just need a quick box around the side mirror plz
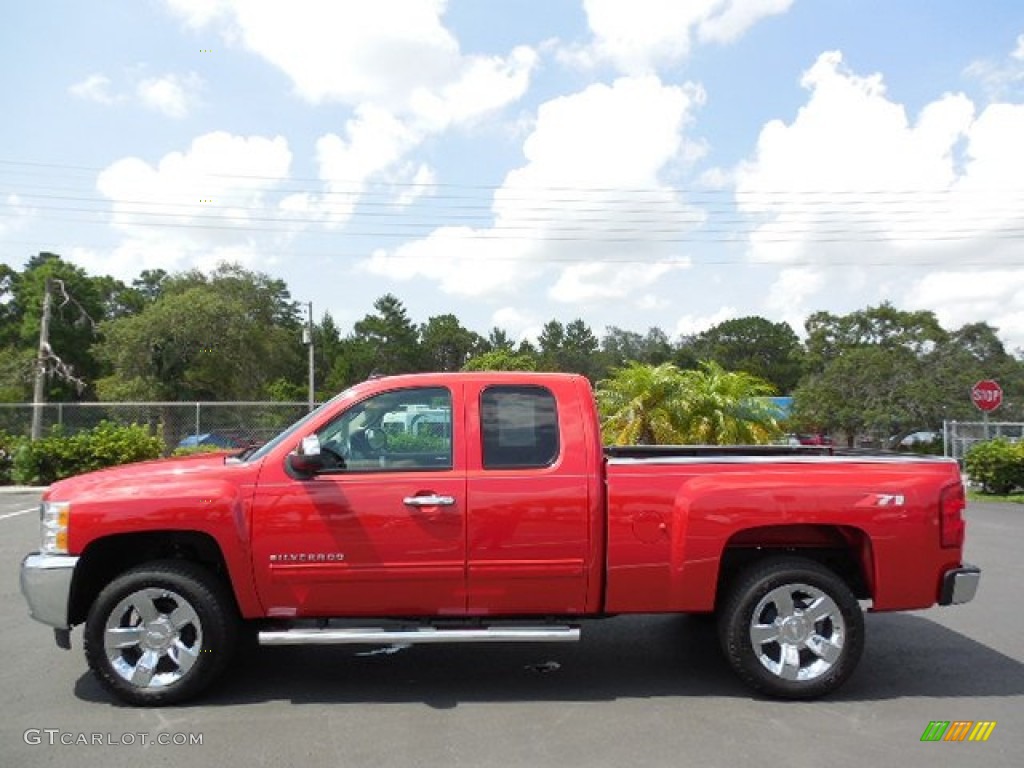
[287,435,326,476]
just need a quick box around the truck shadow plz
[73,613,1024,708]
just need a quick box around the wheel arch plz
[715,524,875,610]
[69,531,237,626]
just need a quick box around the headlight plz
[40,501,71,554]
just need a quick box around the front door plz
[251,385,466,617]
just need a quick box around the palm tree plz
[595,362,689,444]
[676,361,782,444]
[595,361,782,445]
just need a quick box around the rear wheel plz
[83,560,237,706]
[718,557,864,699]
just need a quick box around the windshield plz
[242,389,353,463]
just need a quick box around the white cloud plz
[136,72,203,118]
[69,74,120,105]
[363,226,539,297]
[906,270,1024,350]
[573,0,793,73]
[966,33,1024,100]
[737,51,1024,260]
[675,305,738,337]
[93,131,294,278]
[410,46,538,132]
[163,1,537,224]
[732,50,1024,341]
[393,164,437,208]
[363,75,703,301]
[764,267,824,332]
[69,70,203,117]
[166,0,458,108]
[0,194,36,240]
[491,306,539,341]
[548,261,684,303]
[312,106,421,227]
[164,0,535,122]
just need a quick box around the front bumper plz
[20,553,79,629]
[939,563,981,606]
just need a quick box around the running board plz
[258,625,581,646]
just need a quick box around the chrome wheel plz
[748,582,845,682]
[104,587,203,689]
[85,561,236,705]
[719,557,864,699]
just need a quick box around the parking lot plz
[1,488,1020,767]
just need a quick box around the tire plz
[83,560,237,706]
[717,557,864,699]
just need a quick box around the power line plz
[2,235,1022,268]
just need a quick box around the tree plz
[94,265,303,401]
[420,314,482,371]
[463,349,538,372]
[537,318,603,379]
[351,294,423,375]
[596,361,781,446]
[595,362,689,445]
[485,327,515,352]
[690,316,805,393]
[313,312,345,398]
[804,303,947,371]
[7,253,110,400]
[537,320,565,370]
[794,346,915,446]
[602,326,675,367]
[791,305,1024,445]
[131,269,169,304]
[674,361,781,444]
[561,319,602,379]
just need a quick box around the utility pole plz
[304,301,315,412]
[31,278,53,440]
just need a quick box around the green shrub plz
[0,430,22,485]
[964,438,1024,495]
[12,422,163,486]
[172,444,229,457]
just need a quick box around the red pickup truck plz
[20,372,980,705]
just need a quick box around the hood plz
[45,451,257,501]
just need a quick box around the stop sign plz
[971,380,1003,412]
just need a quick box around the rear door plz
[465,382,595,614]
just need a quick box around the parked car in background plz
[175,432,239,450]
[784,433,834,446]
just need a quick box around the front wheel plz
[83,560,237,706]
[718,557,864,699]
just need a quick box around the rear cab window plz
[480,385,559,469]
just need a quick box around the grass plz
[968,489,1024,504]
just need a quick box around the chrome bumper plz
[939,563,981,606]
[20,553,79,629]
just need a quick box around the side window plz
[481,386,559,470]
[317,387,452,472]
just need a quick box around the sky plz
[3,0,1024,350]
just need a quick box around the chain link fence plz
[0,402,316,453]
[944,420,1024,461]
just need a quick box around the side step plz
[258,625,581,647]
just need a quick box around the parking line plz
[0,508,36,521]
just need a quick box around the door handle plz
[403,494,456,507]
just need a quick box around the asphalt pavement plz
[0,489,1021,768]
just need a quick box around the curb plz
[0,486,48,494]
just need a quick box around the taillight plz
[940,482,966,549]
